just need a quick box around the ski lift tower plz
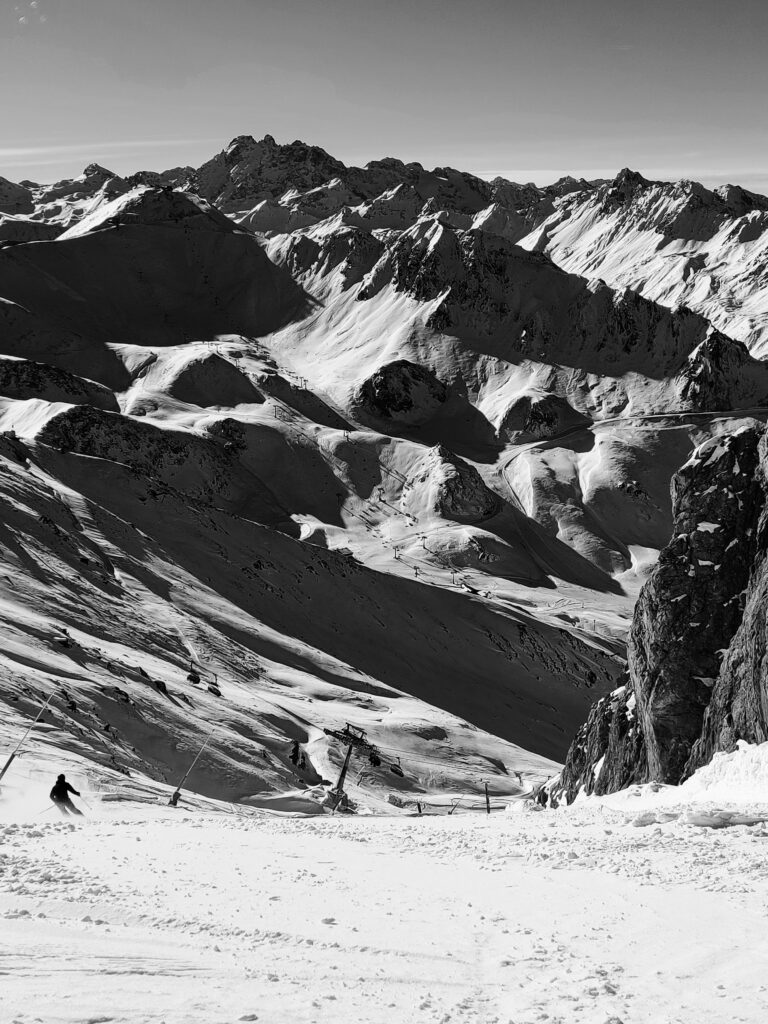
[323,723,381,810]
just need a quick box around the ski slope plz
[2,743,768,1024]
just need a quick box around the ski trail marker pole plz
[0,691,55,785]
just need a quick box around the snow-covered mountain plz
[519,169,768,357]
[1,135,767,811]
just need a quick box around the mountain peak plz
[82,163,116,180]
[225,135,259,162]
[612,167,649,189]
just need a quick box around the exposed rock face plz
[404,444,501,523]
[355,360,447,426]
[0,357,118,410]
[191,135,497,215]
[554,679,647,799]
[357,220,725,380]
[521,168,768,357]
[554,424,768,801]
[676,332,768,410]
[497,392,591,443]
[192,135,348,210]
[687,430,768,771]
[35,405,283,520]
[630,426,763,782]
[595,168,768,241]
[315,227,384,287]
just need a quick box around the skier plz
[299,753,307,771]
[50,774,83,816]
[289,740,300,766]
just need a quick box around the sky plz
[1,0,767,193]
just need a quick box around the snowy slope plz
[2,741,768,1023]
[1,136,767,810]
[519,169,768,357]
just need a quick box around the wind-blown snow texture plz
[2,742,768,1023]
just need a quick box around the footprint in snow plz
[321,917,337,925]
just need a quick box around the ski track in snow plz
[2,807,768,1024]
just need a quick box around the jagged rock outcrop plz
[553,678,647,799]
[403,444,500,523]
[520,168,768,357]
[686,430,768,771]
[34,405,283,520]
[314,227,384,287]
[496,392,591,443]
[594,168,768,240]
[676,332,768,410]
[358,219,727,379]
[0,356,118,410]
[189,135,497,216]
[12,136,768,355]
[191,135,349,211]
[630,425,763,781]
[554,423,768,801]
[354,360,447,426]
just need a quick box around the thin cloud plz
[0,139,221,160]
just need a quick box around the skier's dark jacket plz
[50,778,80,802]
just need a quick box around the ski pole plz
[0,691,55,784]
[35,804,57,817]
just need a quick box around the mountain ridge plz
[1,134,767,809]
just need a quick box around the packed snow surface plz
[2,747,768,1024]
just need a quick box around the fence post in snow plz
[484,781,491,815]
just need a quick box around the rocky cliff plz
[554,423,768,801]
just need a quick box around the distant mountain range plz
[0,135,766,807]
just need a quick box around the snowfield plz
[3,745,768,1024]
[3,138,768,1024]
